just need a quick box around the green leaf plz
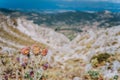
[114,75,118,80]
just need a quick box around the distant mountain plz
[0,8,120,28]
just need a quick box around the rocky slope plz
[0,13,120,80]
[16,18,70,49]
[0,14,43,53]
[0,13,69,52]
[50,25,120,80]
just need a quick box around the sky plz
[0,0,120,12]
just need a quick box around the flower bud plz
[31,44,41,55]
[20,47,30,55]
[41,48,48,56]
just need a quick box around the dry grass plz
[7,24,35,42]
[0,40,18,49]
[0,27,45,49]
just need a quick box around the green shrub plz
[88,70,99,80]
[91,53,111,67]
[113,75,119,80]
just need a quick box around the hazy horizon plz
[0,0,120,12]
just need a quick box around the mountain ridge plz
[0,8,120,28]
[1,8,120,41]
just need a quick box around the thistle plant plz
[19,44,48,80]
[1,44,49,80]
